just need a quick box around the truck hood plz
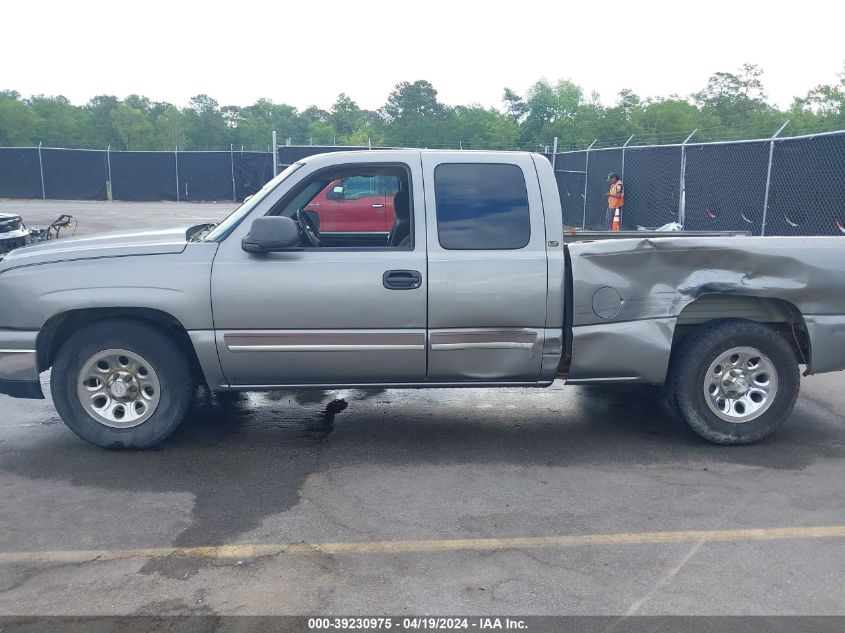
[0,224,205,269]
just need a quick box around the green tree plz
[110,103,150,150]
[502,88,527,124]
[236,99,306,149]
[184,94,228,149]
[0,91,40,146]
[28,95,86,147]
[83,95,120,147]
[789,62,845,134]
[154,106,187,150]
[330,93,362,139]
[450,105,518,149]
[693,64,777,132]
[382,80,448,146]
[520,79,587,148]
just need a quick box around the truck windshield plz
[203,163,303,242]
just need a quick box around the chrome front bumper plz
[0,329,43,399]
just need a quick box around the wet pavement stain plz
[299,399,348,439]
[0,387,354,579]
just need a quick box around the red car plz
[304,175,399,234]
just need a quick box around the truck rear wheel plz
[50,319,194,449]
[666,319,800,445]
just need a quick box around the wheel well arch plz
[37,308,206,386]
[672,294,810,364]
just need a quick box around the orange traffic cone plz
[611,208,621,232]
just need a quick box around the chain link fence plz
[2,130,844,237]
[0,146,273,202]
[553,128,845,236]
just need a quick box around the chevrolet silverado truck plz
[0,150,843,448]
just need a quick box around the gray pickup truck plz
[1,150,843,448]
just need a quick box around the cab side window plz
[434,163,530,250]
[277,166,412,249]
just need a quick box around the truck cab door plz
[210,156,427,387]
[421,153,549,383]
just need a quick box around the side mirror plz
[326,185,345,200]
[241,216,301,253]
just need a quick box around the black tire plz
[51,319,194,449]
[666,319,800,445]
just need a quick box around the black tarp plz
[0,148,43,199]
[765,135,845,236]
[683,142,768,233]
[555,171,586,227]
[623,145,682,229]
[555,150,587,173]
[109,151,177,202]
[584,149,623,229]
[42,149,108,200]
[178,152,233,201]
[276,145,372,166]
[233,152,274,200]
[553,151,588,227]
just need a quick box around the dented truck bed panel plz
[566,236,845,383]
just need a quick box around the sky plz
[3,0,843,111]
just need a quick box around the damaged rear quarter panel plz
[565,236,845,383]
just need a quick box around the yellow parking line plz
[2,525,845,565]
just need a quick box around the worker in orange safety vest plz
[605,172,624,230]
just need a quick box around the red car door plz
[380,175,398,232]
[307,177,386,233]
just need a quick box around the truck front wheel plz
[50,319,195,449]
[666,319,800,445]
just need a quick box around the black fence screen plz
[0,148,278,203]
[555,171,585,227]
[42,148,108,200]
[277,145,371,167]
[0,148,43,199]
[765,134,845,237]
[552,130,845,236]
[110,151,177,202]
[234,152,274,200]
[556,150,587,173]
[178,152,232,202]
[683,141,769,233]
[1,135,844,238]
[623,145,682,229]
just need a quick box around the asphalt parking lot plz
[1,199,844,616]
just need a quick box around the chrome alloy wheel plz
[76,349,161,428]
[704,346,778,423]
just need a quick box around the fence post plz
[271,131,278,177]
[106,143,114,202]
[230,144,237,201]
[582,139,597,229]
[621,135,634,180]
[37,142,46,200]
[678,129,697,227]
[760,121,790,237]
[551,137,558,169]
[174,147,180,201]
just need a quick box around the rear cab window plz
[434,163,531,250]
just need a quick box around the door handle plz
[372,203,384,209]
[383,270,422,290]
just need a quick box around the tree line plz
[1,63,843,152]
